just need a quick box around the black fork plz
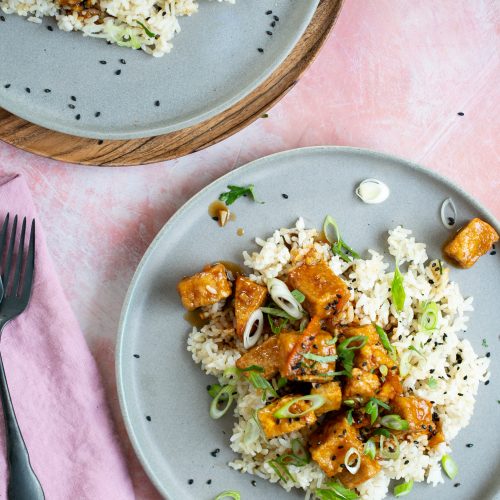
[0,214,44,500]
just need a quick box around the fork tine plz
[2,215,17,287]
[20,219,35,302]
[0,213,9,269]
[12,217,26,297]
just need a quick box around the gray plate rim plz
[116,145,499,498]
[0,4,318,140]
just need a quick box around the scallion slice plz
[273,394,325,419]
[242,417,260,445]
[291,289,305,303]
[266,278,304,320]
[210,385,236,419]
[363,439,376,460]
[302,352,338,363]
[338,336,368,351]
[441,454,458,479]
[419,301,439,332]
[391,261,406,312]
[323,215,360,263]
[214,490,241,500]
[290,438,311,465]
[375,324,397,360]
[315,480,359,500]
[379,434,400,459]
[344,447,361,474]
[242,308,264,349]
[394,480,413,497]
[380,414,409,431]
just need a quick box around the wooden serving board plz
[0,0,343,166]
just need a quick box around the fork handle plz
[0,353,45,500]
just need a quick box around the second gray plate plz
[117,147,499,500]
[0,1,317,139]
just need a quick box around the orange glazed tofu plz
[258,395,317,439]
[236,336,279,379]
[391,396,436,435]
[279,327,337,383]
[177,263,232,310]
[341,324,397,372]
[309,415,362,477]
[336,456,381,488]
[287,261,348,318]
[343,368,381,403]
[234,276,268,338]
[311,381,342,415]
[444,218,499,268]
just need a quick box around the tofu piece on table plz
[287,261,349,318]
[444,218,499,268]
[258,394,317,439]
[236,336,279,379]
[177,263,232,310]
[234,276,268,338]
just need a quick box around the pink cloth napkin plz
[0,174,134,499]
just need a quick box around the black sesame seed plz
[206,479,212,485]
[0,15,5,21]
[404,460,409,465]
[463,375,468,380]
[97,139,104,145]
[146,415,151,421]
[257,48,264,53]
[486,352,491,358]
[115,70,121,75]
[120,58,126,64]
[94,111,101,118]
[251,480,257,487]
[271,21,276,27]
[210,448,220,457]
[448,217,455,225]
[454,483,461,487]
[458,393,463,396]
[273,15,279,21]
[75,114,81,120]
[154,100,160,107]
[71,95,76,101]
[44,88,51,93]
[133,354,140,358]
[265,10,272,15]
[430,369,435,373]
[4,84,10,89]
[266,30,272,36]
[281,193,289,199]
[466,443,473,448]
[428,279,434,284]
[457,112,464,116]
[25,88,31,93]
[188,479,194,485]
[68,104,75,109]
[491,251,497,255]
[100,60,107,65]
[211,216,218,221]
[47,25,53,31]
[485,380,490,385]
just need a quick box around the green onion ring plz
[210,384,236,419]
[338,335,368,352]
[394,480,413,497]
[380,414,409,431]
[419,301,439,332]
[214,490,241,500]
[441,454,458,479]
[379,434,400,459]
[273,394,325,419]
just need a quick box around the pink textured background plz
[0,0,498,497]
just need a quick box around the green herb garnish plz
[315,479,359,500]
[441,454,458,479]
[268,458,295,482]
[291,289,305,303]
[207,383,222,399]
[214,490,241,500]
[247,370,277,401]
[427,377,438,389]
[363,439,376,460]
[391,261,406,312]
[482,338,489,348]
[337,336,367,377]
[136,21,156,38]
[364,397,391,424]
[375,324,397,360]
[323,215,360,263]
[408,345,425,357]
[394,480,413,497]
[346,408,354,425]
[302,352,338,363]
[218,184,262,206]
[380,414,409,431]
[419,301,439,332]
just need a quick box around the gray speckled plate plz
[117,147,499,500]
[0,1,317,140]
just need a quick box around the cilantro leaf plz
[218,184,262,206]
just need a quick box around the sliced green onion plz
[365,397,391,425]
[207,383,222,398]
[325,336,338,346]
[441,454,458,479]
[268,458,294,482]
[346,408,354,425]
[291,439,311,465]
[427,377,438,389]
[379,364,388,377]
[379,434,400,459]
[237,365,264,373]
[248,371,277,401]
[338,336,368,352]
[380,414,409,431]
[394,480,413,497]
[315,480,359,500]
[291,289,305,303]
[408,345,425,358]
[223,366,241,380]
[243,417,260,445]
[267,314,288,334]
[372,428,391,438]
[302,352,338,363]
[344,447,361,474]
[260,306,294,320]
[399,352,411,377]
[419,301,439,332]
[242,308,264,349]
[277,376,288,389]
[323,215,360,263]
[364,439,376,460]
[266,278,304,320]
[274,394,325,419]
[316,370,348,378]
[375,324,397,360]
[210,384,236,419]
[343,399,355,407]
[391,261,406,312]
[136,20,156,38]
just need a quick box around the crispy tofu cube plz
[343,368,381,403]
[236,336,279,379]
[258,395,317,439]
[279,318,337,383]
[311,381,342,416]
[376,372,403,402]
[309,415,362,477]
[287,261,348,318]
[177,263,232,310]
[234,276,268,338]
[336,455,381,488]
[391,396,436,436]
[341,324,397,372]
[444,218,499,268]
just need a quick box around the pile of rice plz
[0,0,233,56]
[187,218,490,499]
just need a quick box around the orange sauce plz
[219,260,245,277]
[183,310,209,329]
[237,228,245,237]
